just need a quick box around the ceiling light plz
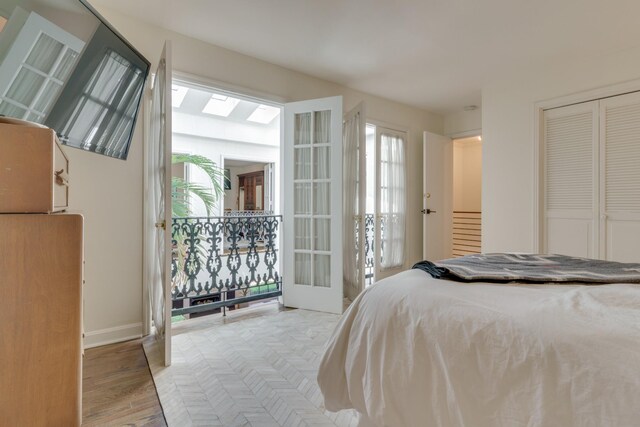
[202,94,240,117]
[172,85,188,108]
[247,104,280,124]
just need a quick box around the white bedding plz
[318,269,640,427]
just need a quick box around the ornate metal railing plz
[363,213,385,286]
[171,214,282,316]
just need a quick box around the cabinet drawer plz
[0,122,69,213]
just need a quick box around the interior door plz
[343,102,366,301]
[423,131,453,261]
[283,96,343,314]
[145,41,172,366]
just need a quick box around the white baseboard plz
[83,322,143,349]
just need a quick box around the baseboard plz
[83,322,143,349]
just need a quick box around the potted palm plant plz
[171,153,224,291]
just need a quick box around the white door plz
[599,92,640,262]
[144,41,172,366]
[423,131,453,261]
[542,101,598,258]
[343,102,366,301]
[283,96,343,314]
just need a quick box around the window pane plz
[53,49,79,81]
[314,110,331,144]
[295,218,311,250]
[295,253,312,286]
[313,146,330,179]
[313,255,331,287]
[294,147,311,179]
[294,112,311,145]
[314,219,330,251]
[294,183,312,214]
[33,80,62,115]
[26,33,63,74]
[313,182,330,215]
[6,68,45,107]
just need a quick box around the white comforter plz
[318,269,640,427]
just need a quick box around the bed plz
[317,254,640,427]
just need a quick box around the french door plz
[373,126,408,280]
[283,96,343,314]
[144,41,172,366]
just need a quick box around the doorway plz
[452,136,482,257]
[169,79,283,321]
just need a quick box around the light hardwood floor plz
[83,339,167,426]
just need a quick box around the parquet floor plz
[83,339,167,426]
[144,301,358,427]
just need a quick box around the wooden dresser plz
[0,122,83,426]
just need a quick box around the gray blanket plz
[413,253,640,283]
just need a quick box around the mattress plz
[317,269,640,427]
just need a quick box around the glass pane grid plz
[293,109,333,288]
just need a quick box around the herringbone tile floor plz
[144,302,358,427]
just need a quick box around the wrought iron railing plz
[363,213,385,286]
[364,214,375,286]
[171,214,282,316]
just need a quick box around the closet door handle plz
[421,209,436,215]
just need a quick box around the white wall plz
[482,45,640,253]
[78,5,442,346]
[444,108,482,137]
[453,138,482,212]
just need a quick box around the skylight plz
[202,94,240,117]
[172,85,188,108]
[247,104,280,124]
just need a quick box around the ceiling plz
[173,83,280,126]
[94,0,640,114]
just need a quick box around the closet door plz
[600,92,640,262]
[543,101,598,257]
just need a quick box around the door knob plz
[421,209,436,215]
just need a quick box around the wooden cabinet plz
[0,214,83,426]
[238,171,264,211]
[0,122,69,213]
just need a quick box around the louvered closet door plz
[600,92,640,262]
[543,101,598,257]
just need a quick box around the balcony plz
[171,212,281,318]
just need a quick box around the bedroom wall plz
[80,5,443,346]
[482,45,640,253]
[444,108,482,137]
